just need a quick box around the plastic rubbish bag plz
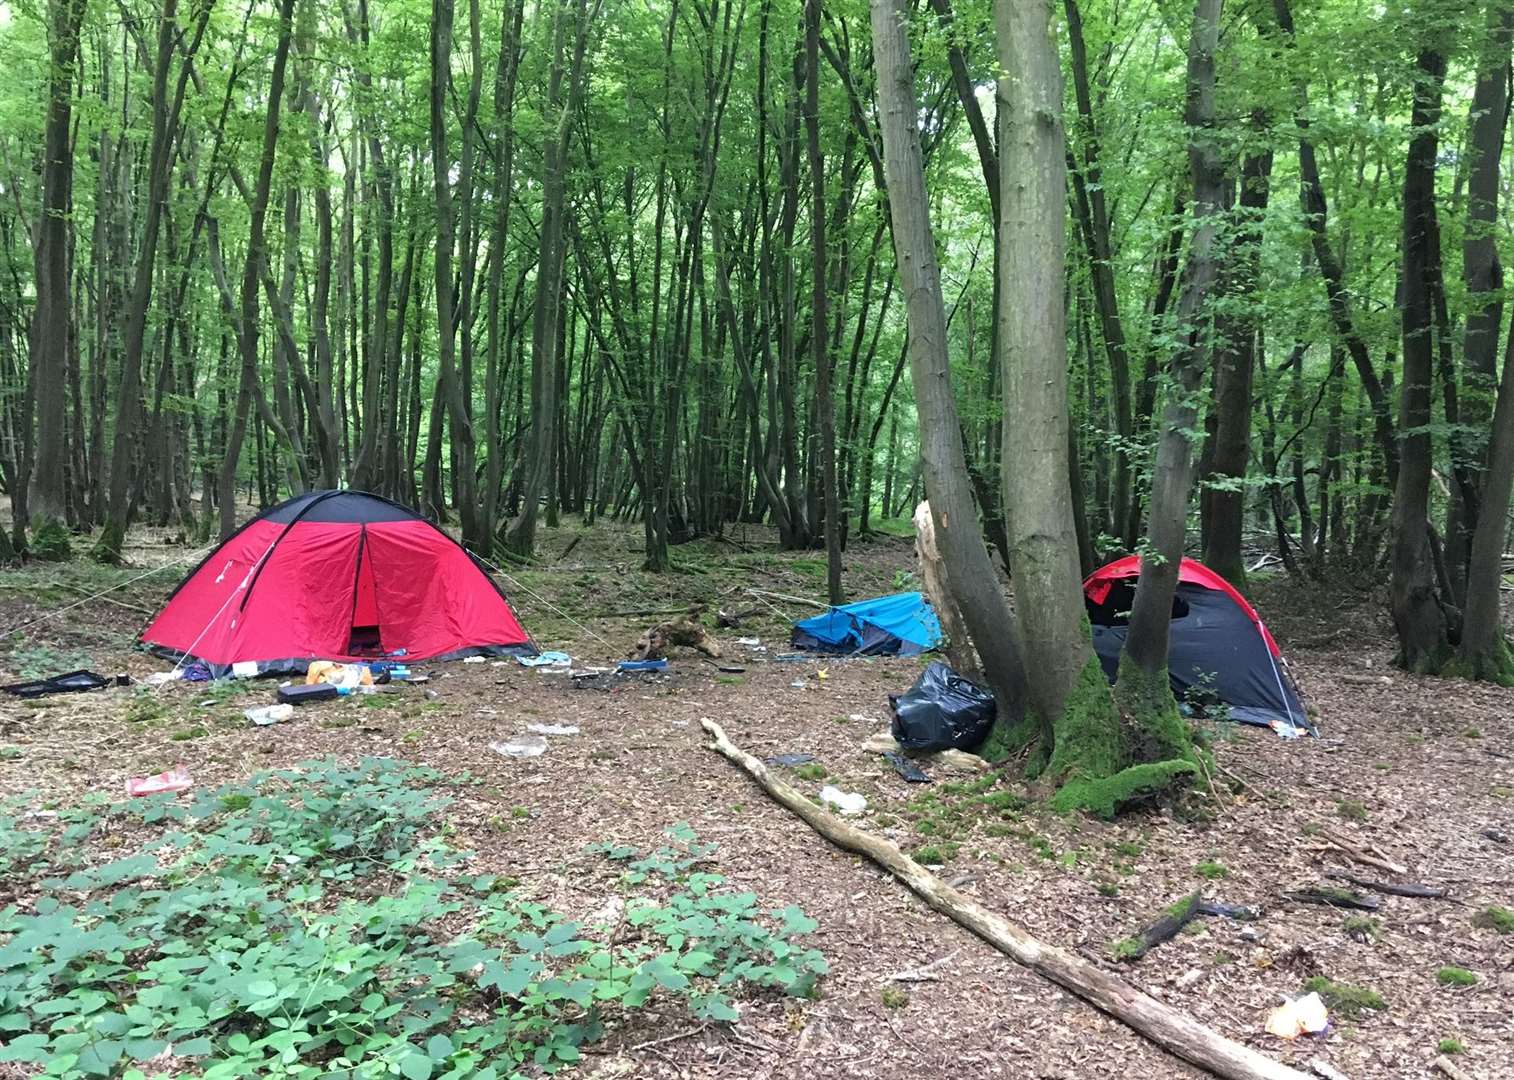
[888,661,996,752]
[126,765,192,797]
[1264,992,1329,1039]
[819,785,867,815]
[245,704,294,726]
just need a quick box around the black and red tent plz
[141,490,534,675]
[1084,556,1309,733]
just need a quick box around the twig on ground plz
[630,1025,707,1052]
[1314,828,1408,875]
[744,587,828,610]
[884,951,959,983]
[1324,870,1447,899]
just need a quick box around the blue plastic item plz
[616,659,668,672]
[791,592,942,656]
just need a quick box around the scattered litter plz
[764,753,817,767]
[463,656,486,664]
[819,786,867,815]
[527,723,580,736]
[2,669,112,699]
[1196,900,1260,921]
[181,661,213,682]
[142,671,181,687]
[489,735,549,758]
[245,704,294,726]
[491,660,509,667]
[1265,992,1329,1039]
[126,765,193,797]
[306,662,373,688]
[617,659,667,672]
[519,651,573,668]
[735,637,761,647]
[849,713,882,724]
[231,661,260,679]
[789,679,809,690]
[1482,827,1507,844]
[703,659,747,673]
[816,668,829,681]
[277,684,341,706]
[884,751,931,784]
[1270,718,1304,739]
[197,699,215,708]
[889,661,996,752]
[424,689,441,701]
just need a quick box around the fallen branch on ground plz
[1117,891,1204,961]
[1313,828,1408,875]
[744,587,828,610]
[700,717,1310,1080]
[1433,1056,1474,1080]
[884,950,959,983]
[1282,887,1380,912]
[1324,871,1446,899]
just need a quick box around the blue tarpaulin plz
[790,592,942,656]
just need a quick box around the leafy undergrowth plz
[0,758,826,1079]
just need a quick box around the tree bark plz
[870,0,1028,735]
[1389,43,1453,671]
[27,0,90,530]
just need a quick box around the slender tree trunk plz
[1114,0,1224,763]
[217,0,298,540]
[27,0,90,533]
[870,0,1028,741]
[1389,43,1453,670]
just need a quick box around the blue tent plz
[790,592,942,656]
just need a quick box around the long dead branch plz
[700,717,1309,1080]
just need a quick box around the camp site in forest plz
[1,0,1513,1076]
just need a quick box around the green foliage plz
[1195,859,1228,880]
[89,521,125,566]
[1435,966,1478,987]
[1438,1037,1465,1055]
[1109,937,1143,961]
[0,764,827,1078]
[1301,976,1387,1018]
[1471,905,1513,934]
[1051,759,1198,818]
[1343,915,1381,942]
[879,987,909,1009]
[790,762,828,782]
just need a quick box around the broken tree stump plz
[701,717,1310,1080]
[912,500,979,679]
[629,605,722,660]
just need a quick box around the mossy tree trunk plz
[1111,0,1223,769]
[994,0,1122,777]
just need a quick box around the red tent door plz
[348,526,384,655]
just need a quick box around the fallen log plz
[1116,891,1203,961]
[700,717,1310,1080]
[1282,887,1380,912]
[1324,871,1446,899]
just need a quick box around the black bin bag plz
[888,661,996,752]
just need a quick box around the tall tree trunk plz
[992,0,1140,807]
[27,0,90,533]
[1113,0,1223,766]
[805,0,843,603]
[1201,136,1272,588]
[217,0,298,540]
[1457,311,1514,681]
[1389,43,1453,670]
[870,0,1028,741]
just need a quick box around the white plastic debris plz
[1264,992,1329,1039]
[489,735,549,758]
[463,656,486,664]
[232,661,260,679]
[143,671,181,687]
[736,637,761,647]
[526,723,580,736]
[1270,719,1304,739]
[848,713,882,725]
[790,679,809,690]
[245,704,294,726]
[819,786,867,816]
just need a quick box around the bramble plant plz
[0,760,827,1078]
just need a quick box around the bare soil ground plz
[1,517,1510,1080]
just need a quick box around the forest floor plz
[0,513,1511,1080]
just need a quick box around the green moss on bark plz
[1443,638,1514,687]
[1051,759,1199,818]
[90,520,126,566]
[1111,653,1195,764]
[29,518,72,562]
[0,528,17,566]
[1045,655,1125,781]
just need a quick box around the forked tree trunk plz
[869,0,1028,735]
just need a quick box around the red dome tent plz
[141,490,535,675]
[1083,556,1309,734]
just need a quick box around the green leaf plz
[247,979,279,999]
[400,1051,434,1080]
[426,1034,454,1061]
